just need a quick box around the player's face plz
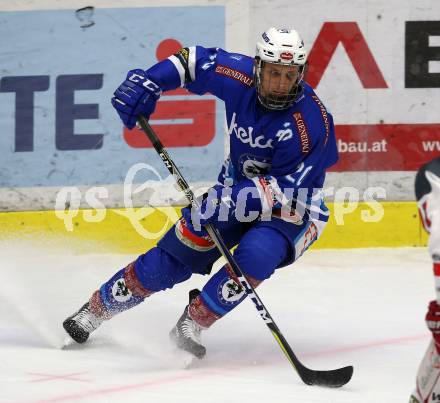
[259,63,300,98]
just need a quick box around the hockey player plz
[410,157,440,403]
[63,27,339,359]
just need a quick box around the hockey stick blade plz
[276,328,353,387]
[299,365,353,387]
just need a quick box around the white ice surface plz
[0,244,434,403]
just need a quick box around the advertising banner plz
[0,6,225,188]
[248,0,440,172]
[1,0,439,210]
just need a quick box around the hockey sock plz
[95,262,154,318]
[195,264,262,321]
[93,246,195,318]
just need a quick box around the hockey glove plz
[180,184,235,238]
[426,300,440,353]
[184,181,264,234]
[111,69,162,129]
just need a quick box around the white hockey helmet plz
[255,27,308,110]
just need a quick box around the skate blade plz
[172,347,201,369]
[61,336,76,350]
[182,353,198,369]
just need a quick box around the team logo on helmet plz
[280,52,294,60]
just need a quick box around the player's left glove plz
[426,300,440,353]
[111,69,162,129]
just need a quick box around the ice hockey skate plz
[169,289,207,359]
[170,305,206,359]
[63,302,104,344]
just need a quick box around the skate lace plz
[180,316,202,344]
[74,306,103,333]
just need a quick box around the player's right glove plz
[426,300,440,353]
[111,69,162,129]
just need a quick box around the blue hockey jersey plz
[145,46,338,223]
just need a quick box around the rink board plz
[0,202,428,254]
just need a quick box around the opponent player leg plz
[410,338,440,403]
[411,296,440,402]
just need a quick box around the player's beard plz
[261,87,296,110]
[266,91,290,105]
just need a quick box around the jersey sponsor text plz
[215,65,253,86]
[293,112,311,154]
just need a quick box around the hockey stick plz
[137,115,353,387]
